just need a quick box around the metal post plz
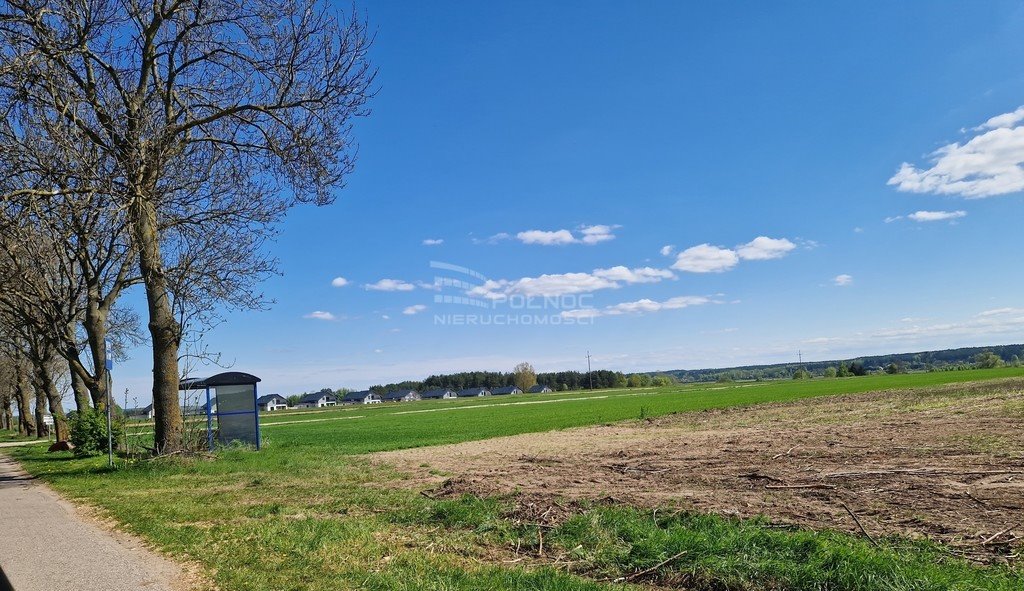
[106,370,113,468]
[104,339,114,467]
[586,350,593,390]
[205,386,213,452]
[253,383,261,451]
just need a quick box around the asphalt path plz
[0,454,184,591]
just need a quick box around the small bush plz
[69,409,124,456]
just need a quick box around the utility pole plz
[798,350,803,365]
[586,350,593,390]
[105,339,113,468]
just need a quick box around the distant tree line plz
[278,345,1022,401]
[658,344,1024,382]
[286,366,680,398]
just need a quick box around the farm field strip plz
[118,369,1024,454]
[389,393,632,415]
[261,368,1024,454]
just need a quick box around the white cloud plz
[506,272,619,297]
[467,265,674,299]
[365,279,416,292]
[736,236,796,261]
[561,295,712,318]
[403,304,427,315]
[669,236,797,273]
[869,309,1024,340]
[672,244,739,273]
[592,266,674,283]
[330,277,349,287]
[886,210,967,223]
[833,274,853,287]
[304,311,337,321]
[374,349,383,354]
[422,238,444,246]
[853,227,863,233]
[659,245,675,256]
[472,232,511,245]
[579,224,616,245]
[974,106,1024,131]
[977,307,1024,317]
[381,314,390,320]
[889,107,1024,198]
[516,229,577,246]
[513,224,617,246]
[907,210,967,222]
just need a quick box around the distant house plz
[383,389,420,402]
[181,397,214,416]
[342,390,382,405]
[491,386,522,396]
[421,388,458,400]
[257,394,289,411]
[294,392,337,408]
[458,387,491,397]
[126,404,155,420]
[528,385,552,394]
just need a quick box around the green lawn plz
[7,369,1024,591]
[1,427,45,443]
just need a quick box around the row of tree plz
[663,345,1024,383]
[0,0,373,452]
[354,363,678,395]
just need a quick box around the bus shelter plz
[180,372,262,451]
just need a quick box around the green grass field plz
[247,367,1024,453]
[132,366,1024,454]
[8,368,1024,590]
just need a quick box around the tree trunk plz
[70,360,91,413]
[82,300,110,409]
[0,391,10,430]
[35,359,69,441]
[132,198,183,453]
[15,371,34,437]
[34,387,46,438]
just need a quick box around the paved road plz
[0,441,49,449]
[0,454,184,591]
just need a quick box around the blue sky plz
[116,1,1024,402]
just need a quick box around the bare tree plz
[0,107,142,411]
[15,367,33,436]
[28,335,69,440]
[0,339,36,437]
[1,0,374,452]
[0,277,71,439]
[0,352,15,430]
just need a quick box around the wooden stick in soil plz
[613,550,688,583]
[981,523,1019,546]
[841,502,880,548]
[771,446,798,460]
